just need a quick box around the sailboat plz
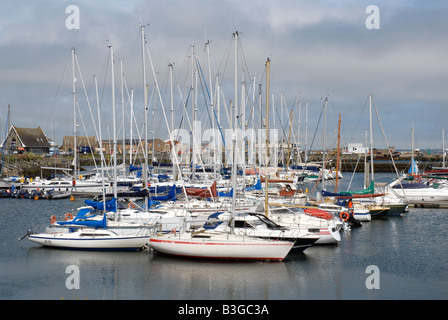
[150,44,295,261]
[23,47,151,251]
[26,227,149,250]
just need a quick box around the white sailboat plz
[23,47,151,251]
[150,47,294,261]
[27,229,149,250]
[149,230,294,261]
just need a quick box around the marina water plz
[1,172,447,300]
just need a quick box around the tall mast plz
[369,92,374,182]
[443,128,446,168]
[335,114,341,192]
[94,75,106,211]
[129,88,134,165]
[322,97,327,191]
[205,41,217,179]
[141,26,148,196]
[411,126,415,176]
[231,31,239,217]
[109,45,117,202]
[169,62,176,179]
[264,57,270,218]
[305,101,308,163]
[120,59,125,166]
[72,48,77,177]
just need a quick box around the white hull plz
[268,210,341,244]
[388,188,448,203]
[353,211,371,222]
[387,178,448,204]
[28,230,149,250]
[149,231,293,260]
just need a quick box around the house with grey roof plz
[0,126,50,155]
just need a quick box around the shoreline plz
[1,154,443,178]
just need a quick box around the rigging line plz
[195,56,232,166]
[372,96,402,182]
[44,49,71,137]
[74,53,100,142]
[308,101,326,193]
[75,99,98,169]
[145,41,189,200]
[195,57,213,131]
[234,101,260,180]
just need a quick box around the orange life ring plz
[339,212,349,221]
[128,203,135,209]
[50,215,57,224]
[64,213,73,221]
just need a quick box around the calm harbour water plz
[1,173,447,300]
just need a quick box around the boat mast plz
[169,62,176,180]
[120,59,125,166]
[335,114,341,192]
[369,92,374,183]
[411,126,415,176]
[286,109,293,169]
[264,57,270,218]
[94,75,106,211]
[129,88,134,165]
[109,45,118,204]
[364,129,369,189]
[443,128,445,168]
[322,97,327,191]
[305,101,308,163]
[141,26,148,208]
[231,31,239,221]
[71,48,77,178]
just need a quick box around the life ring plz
[128,203,135,209]
[50,215,57,224]
[339,212,349,221]
[172,228,176,234]
[64,213,73,221]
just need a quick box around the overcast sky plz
[1,0,447,151]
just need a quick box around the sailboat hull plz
[28,232,149,250]
[149,233,293,261]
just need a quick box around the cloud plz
[0,1,447,149]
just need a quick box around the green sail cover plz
[338,181,374,195]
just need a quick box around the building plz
[342,143,369,155]
[61,136,97,153]
[0,126,51,155]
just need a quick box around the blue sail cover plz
[408,159,419,175]
[84,198,117,212]
[203,212,224,229]
[56,207,107,229]
[150,185,176,201]
[245,179,262,191]
[218,188,233,197]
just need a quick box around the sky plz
[1,0,448,151]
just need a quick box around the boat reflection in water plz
[146,254,294,299]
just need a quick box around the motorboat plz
[267,207,341,245]
[212,212,320,251]
[388,175,448,205]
